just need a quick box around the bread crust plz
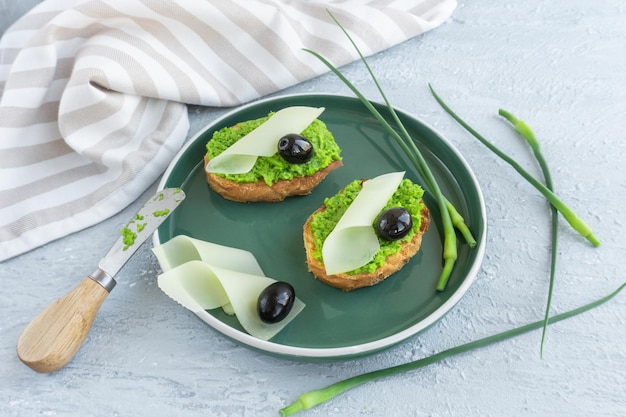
[303,193,430,291]
[204,155,342,202]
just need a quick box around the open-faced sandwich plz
[204,106,342,202]
[303,172,430,291]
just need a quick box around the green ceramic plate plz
[154,93,486,360]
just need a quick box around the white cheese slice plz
[152,235,264,276]
[157,261,230,313]
[321,171,405,275]
[152,235,305,341]
[205,106,325,174]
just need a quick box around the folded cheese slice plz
[321,171,405,275]
[153,235,305,341]
[205,106,324,174]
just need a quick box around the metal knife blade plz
[89,187,186,291]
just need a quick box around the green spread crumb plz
[174,188,184,202]
[206,112,342,186]
[310,178,425,275]
[120,226,137,251]
[136,223,147,233]
[153,209,170,217]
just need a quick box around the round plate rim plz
[153,92,487,360]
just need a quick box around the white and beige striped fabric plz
[0,0,456,261]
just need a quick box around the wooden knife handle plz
[16,277,110,373]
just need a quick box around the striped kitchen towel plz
[0,0,456,261]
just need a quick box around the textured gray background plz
[2,1,625,417]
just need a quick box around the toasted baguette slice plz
[204,156,342,202]
[204,113,342,202]
[303,184,430,291]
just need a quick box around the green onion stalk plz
[498,109,558,357]
[279,282,625,416]
[304,12,476,291]
[428,84,600,247]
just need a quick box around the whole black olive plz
[277,133,314,164]
[257,281,296,323]
[375,207,413,241]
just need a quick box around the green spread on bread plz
[206,112,342,186]
[309,178,426,275]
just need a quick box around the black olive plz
[257,281,296,324]
[277,133,314,164]
[375,207,413,241]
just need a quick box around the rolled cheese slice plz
[205,106,325,174]
[153,235,305,341]
[321,171,405,275]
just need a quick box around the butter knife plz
[16,188,185,373]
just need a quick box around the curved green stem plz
[429,84,600,247]
[499,108,558,358]
[279,282,626,416]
